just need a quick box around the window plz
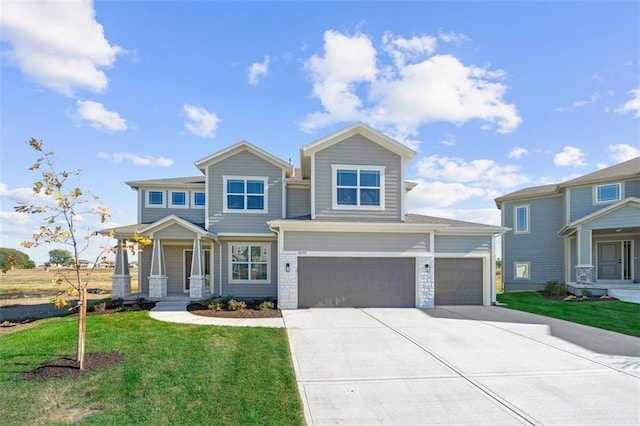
[146,190,165,207]
[332,165,385,209]
[223,176,268,213]
[514,262,530,279]
[169,191,187,208]
[192,192,206,208]
[229,243,270,283]
[595,183,621,203]
[514,205,529,233]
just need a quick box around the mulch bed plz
[187,302,282,318]
[22,352,124,381]
[538,290,617,302]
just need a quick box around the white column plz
[189,238,206,299]
[112,239,131,298]
[576,228,594,285]
[148,238,168,298]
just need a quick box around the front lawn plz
[0,312,303,425]
[497,291,640,337]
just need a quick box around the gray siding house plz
[496,157,640,294]
[106,123,506,309]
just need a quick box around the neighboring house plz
[495,157,640,293]
[105,123,506,309]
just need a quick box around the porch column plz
[189,237,206,299]
[111,239,131,298]
[148,238,168,298]
[575,228,594,285]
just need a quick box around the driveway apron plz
[282,307,640,425]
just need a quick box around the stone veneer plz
[576,265,594,286]
[112,274,131,298]
[149,276,168,299]
[278,254,298,309]
[416,255,435,308]
[189,276,206,299]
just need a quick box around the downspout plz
[268,224,281,304]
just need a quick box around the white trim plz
[216,232,276,237]
[594,182,623,204]
[194,140,293,173]
[331,164,386,211]
[595,239,634,282]
[222,175,269,214]
[169,190,189,209]
[192,191,206,209]
[310,154,316,219]
[228,242,271,284]
[513,204,530,234]
[295,250,428,257]
[145,190,166,208]
[205,170,210,229]
[400,158,406,220]
[281,169,286,219]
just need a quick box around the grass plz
[0,312,303,425]
[497,291,640,337]
[0,268,137,294]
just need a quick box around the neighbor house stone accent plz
[416,255,435,308]
[278,253,298,309]
[576,265,594,286]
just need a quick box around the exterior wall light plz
[285,263,291,273]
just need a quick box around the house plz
[495,157,640,294]
[105,123,506,309]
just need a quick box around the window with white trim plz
[514,205,529,234]
[223,176,268,213]
[514,261,530,279]
[229,243,270,283]
[332,165,385,210]
[146,190,165,208]
[192,192,206,208]
[169,191,188,208]
[595,183,621,204]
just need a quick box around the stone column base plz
[576,265,594,285]
[278,254,298,309]
[189,276,206,299]
[149,275,168,298]
[112,274,131,298]
[417,256,435,308]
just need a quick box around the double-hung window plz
[595,183,621,204]
[223,176,268,213]
[514,205,529,234]
[229,243,270,283]
[332,165,385,209]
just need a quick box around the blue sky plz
[1,1,639,264]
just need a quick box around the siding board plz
[284,231,430,252]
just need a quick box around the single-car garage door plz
[298,257,416,308]
[434,258,483,305]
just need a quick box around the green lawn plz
[0,312,304,425]
[497,292,640,337]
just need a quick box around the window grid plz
[332,165,384,210]
[229,244,269,283]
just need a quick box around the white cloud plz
[440,134,456,146]
[608,144,640,162]
[248,56,270,85]
[0,210,34,227]
[508,147,529,159]
[616,89,640,118]
[554,146,587,167]
[408,180,485,208]
[98,152,173,167]
[72,100,127,132]
[0,183,57,207]
[0,0,123,96]
[438,31,470,44]
[183,104,220,138]
[302,30,521,143]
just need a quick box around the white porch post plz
[189,237,206,299]
[112,239,131,298]
[148,238,168,298]
[576,227,594,285]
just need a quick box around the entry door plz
[598,242,621,280]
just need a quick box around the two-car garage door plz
[297,257,484,307]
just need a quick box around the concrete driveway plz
[282,307,640,425]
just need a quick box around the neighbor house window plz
[595,183,621,204]
[229,243,270,283]
[146,190,165,208]
[192,192,206,208]
[223,176,268,213]
[514,262,530,279]
[169,191,187,208]
[332,165,385,209]
[514,205,529,234]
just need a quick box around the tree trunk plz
[77,285,87,371]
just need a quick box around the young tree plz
[15,138,112,371]
[48,248,74,266]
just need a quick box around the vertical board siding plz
[207,151,284,233]
[287,187,311,218]
[434,235,491,254]
[219,239,278,299]
[314,135,402,221]
[502,196,564,290]
[140,189,206,225]
[284,231,429,252]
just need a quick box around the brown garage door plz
[298,257,416,308]
[434,258,483,305]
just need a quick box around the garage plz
[298,257,416,308]
[434,258,483,305]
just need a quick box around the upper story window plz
[169,191,188,208]
[595,183,621,204]
[223,176,268,213]
[514,205,529,234]
[192,192,206,208]
[331,165,385,210]
[146,190,166,208]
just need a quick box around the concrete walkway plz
[610,289,640,304]
[149,301,284,328]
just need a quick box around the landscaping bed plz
[188,298,282,318]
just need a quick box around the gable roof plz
[194,140,293,176]
[125,176,205,189]
[558,197,640,236]
[494,183,559,206]
[140,215,212,238]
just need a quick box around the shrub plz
[258,300,275,310]
[227,299,246,311]
[91,301,107,313]
[544,280,566,296]
[107,298,124,309]
[208,300,224,311]
[580,288,593,297]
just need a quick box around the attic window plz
[595,183,621,204]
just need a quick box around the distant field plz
[0,268,137,294]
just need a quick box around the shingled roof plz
[125,176,205,189]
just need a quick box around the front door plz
[598,242,621,280]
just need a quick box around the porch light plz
[285,263,291,273]
[425,263,430,271]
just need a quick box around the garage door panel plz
[435,258,483,305]
[298,257,415,308]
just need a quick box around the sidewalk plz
[149,300,285,328]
